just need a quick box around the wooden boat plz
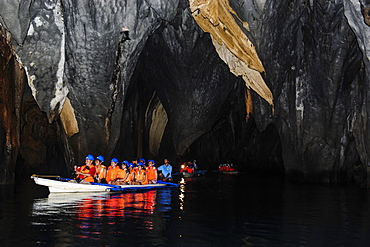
[31,175,178,193]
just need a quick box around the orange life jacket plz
[135,170,148,184]
[75,165,87,179]
[84,166,96,182]
[106,166,120,182]
[146,167,157,181]
[96,165,107,179]
[187,167,194,173]
[126,169,134,183]
[117,168,128,179]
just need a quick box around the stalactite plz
[60,97,79,137]
[245,88,253,122]
[148,101,168,157]
[188,0,273,105]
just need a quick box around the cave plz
[0,0,369,185]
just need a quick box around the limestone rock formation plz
[0,0,369,185]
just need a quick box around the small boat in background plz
[31,175,178,193]
[214,163,238,174]
[173,162,207,178]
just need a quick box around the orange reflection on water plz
[75,190,158,232]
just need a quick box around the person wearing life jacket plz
[186,161,195,173]
[180,162,187,173]
[186,165,194,173]
[111,162,130,185]
[74,164,85,182]
[94,155,107,183]
[218,164,223,171]
[180,162,194,174]
[132,163,148,185]
[106,158,120,184]
[146,160,158,184]
[225,164,230,171]
[229,163,235,171]
[125,163,135,185]
[74,154,96,183]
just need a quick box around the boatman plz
[158,158,173,182]
[73,154,96,183]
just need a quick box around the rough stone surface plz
[0,0,369,185]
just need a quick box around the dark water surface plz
[1,173,370,246]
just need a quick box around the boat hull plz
[31,176,176,193]
[33,176,112,193]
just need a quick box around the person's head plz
[85,154,94,166]
[164,158,169,164]
[133,164,139,171]
[148,160,155,166]
[95,155,104,165]
[111,158,119,167]
[132,158,138,164]
[120,162,127,169]
[138,163,144,170]
[139,158,146,164]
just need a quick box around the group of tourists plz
[72,155,173,185]
[218,163,235,172]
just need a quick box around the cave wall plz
[256,0,367,184]
[0,26,24,184]
[0,0,369,184]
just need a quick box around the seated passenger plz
[106,158,120,184]
[125,163,135,185]
[132,163,148,185]
[180,162,187,173]
[146,160,158,184]
[111,163,130,185]
[94,155,107,183]
[186,165,194,173]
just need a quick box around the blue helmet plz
[128,163,134,167]
[85,154,94,161]
[148,159,156,165]
[111,158,119,163]
[96,155,105,162]
[139,158,146,164]
[122,160,129,165]
[138,162,144,167]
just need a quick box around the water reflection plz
[4,174,370,246]
[30,189,175,245]
[179,178,186,211]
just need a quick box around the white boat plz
[31,175,177,193]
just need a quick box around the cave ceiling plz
[0,0,370,184]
